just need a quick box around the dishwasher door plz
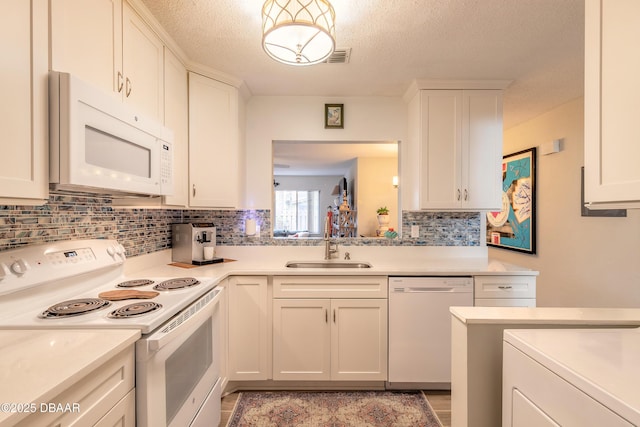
[388,276,473,388]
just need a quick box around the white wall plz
[244,96,407,209]
[490,97,640,308]
[356,157,399,236]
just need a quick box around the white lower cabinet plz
[272,276,388,382]
[15,346,135,427]
[474,275,536,307]
[227,276,269,381]
[503,337,633,426]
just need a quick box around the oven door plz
[136,287,223,427]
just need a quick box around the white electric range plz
[0,239,223,427]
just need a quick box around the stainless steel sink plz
[285,261,372,269]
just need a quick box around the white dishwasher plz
[388,276,473,389]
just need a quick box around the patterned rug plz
[226,391,442,427]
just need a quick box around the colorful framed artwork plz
[324,104,344,129]
[487,147,537,254]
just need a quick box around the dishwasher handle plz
[392,286,468,293]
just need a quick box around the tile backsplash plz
[0,191,481,256]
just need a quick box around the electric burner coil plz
[108,301,163,318]
[116,279,155,288]
[40,298,111,318]
[153,277,200,291]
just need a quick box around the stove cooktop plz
[0,240,217,334]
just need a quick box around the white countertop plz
[0,329,140,427]
[504,328,640,424]
[450,306,640,325]
[125,245,539,280]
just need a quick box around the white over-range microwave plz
[49,71,174,196]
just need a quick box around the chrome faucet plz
[324,216,338,260]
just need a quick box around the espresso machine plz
[172,223,223,265]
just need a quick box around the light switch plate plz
[411,225,419,238]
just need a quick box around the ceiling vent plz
[324,48,351,64]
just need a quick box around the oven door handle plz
[147,287,223,352]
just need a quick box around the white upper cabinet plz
[162,48,189,207]
[121,2,164,120]
[0,0,49,204]
[584,0,640,208]
[188,72,239,208]
[50,0,164,120]
[415,89,503,210]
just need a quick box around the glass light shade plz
[262,0,336,66]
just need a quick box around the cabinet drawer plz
[15,346,134,427]
[474,275,536,299]
[273,276,387,298]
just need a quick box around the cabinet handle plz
[117,72,124,93]
[464,189,468,201]
[498,285,513,290]
[125,77,132,97]
[192,184,196,197]
[457,189,461,201]
[325,309,328,323]
[333,309,336,323]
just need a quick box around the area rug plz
[226,391,442,427]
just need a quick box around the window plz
[274,190,320,234]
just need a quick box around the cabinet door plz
[162,48,188,207]
[463,90,503,210]
[122,2,164,120]
[0,0,48,204]
[331,299,388,381]
[228,276,269,380]
[584,0,640,206]
[50,0,122,97]
[419,90,463,209]
[188,72,239,208]
[273,299,331,381]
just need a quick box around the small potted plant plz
[376,206,389,216]
[376,206,390,231]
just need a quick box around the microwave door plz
[70,101,162,195]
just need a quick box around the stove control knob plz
[116,244,126,255]
[0,264,6,280]
[107,245,117,256]
[10,259,29,275]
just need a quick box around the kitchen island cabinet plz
[584,0,640,208]
[0,329,139,427]
[450,306,640,427]
[0,0,48,205]
[503,328,640,426]
[50,0,164,121]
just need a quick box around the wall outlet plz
[411,225,419,238]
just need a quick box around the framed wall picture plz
[324,104,344,129]
[487,147,537,254]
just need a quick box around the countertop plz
[451,306,640,325]
[504,328,640,424]
[125,245,539,281]
[0,329,140,427]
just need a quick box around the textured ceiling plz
[141,0,584,129]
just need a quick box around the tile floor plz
[219,390,451,427]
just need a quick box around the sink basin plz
[286,261,372,269]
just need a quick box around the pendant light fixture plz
[262,0,336,66]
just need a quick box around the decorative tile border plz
[0,191,481,256]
